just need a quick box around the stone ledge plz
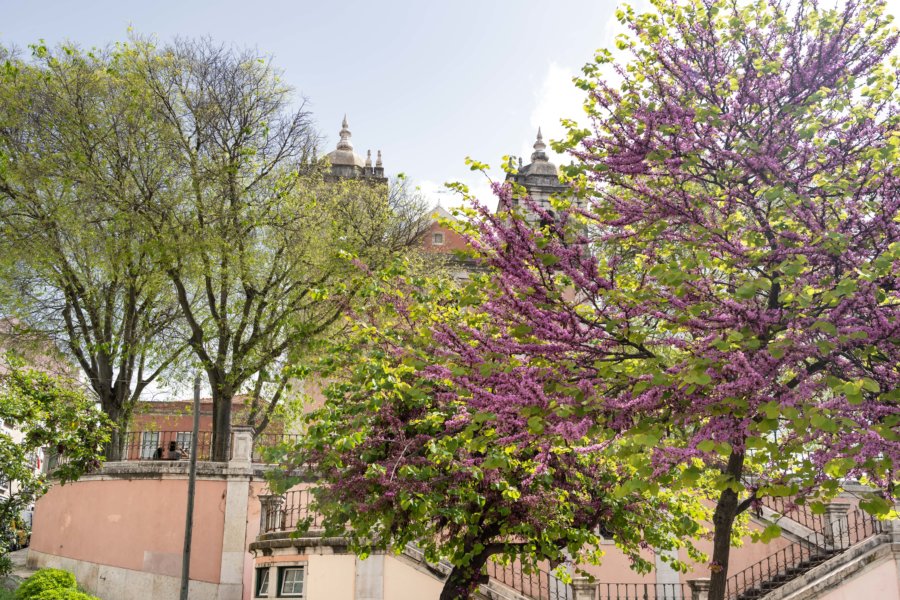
[249,533,350,555]
[68,461,253,481]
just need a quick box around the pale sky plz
[0,0,629,209]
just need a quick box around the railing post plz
[230,425,254,466]
[823,502,851,549]
[571,576,598,600]
[889,501,900,544]
[258,494,284,533]
[687,578,711,600]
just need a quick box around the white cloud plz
[413,175,498,213]
[524,62,585,166]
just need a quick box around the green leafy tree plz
[0,361,111,565]
[0,44,186,459]
[124,38,431,459]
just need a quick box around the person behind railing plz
[166,440,188,460]
[151,446,163,460]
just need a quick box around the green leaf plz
[537,253,561,267]
[810,413,838,432]
[697,440,716,453]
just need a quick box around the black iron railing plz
[485,560,573,600]
[121,430,212,461]
[251,432,302,463]
[755,496,825,533]
[597,582,689,599]
[261,488,324,533]
[726,508,882,600]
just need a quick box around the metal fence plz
[261,488,324,533]
[121,430,212,461]
[251,432,302,463]
[755,495,825,533]
[485,560,573,600]
[597,583,689,600]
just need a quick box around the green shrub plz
[32,590,99,600]
[14,569,76,599]
[0,555,12,579]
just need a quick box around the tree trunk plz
[101,401,128,461]
[708,450,746,600]
[210,381,233,462]
[439,559,490,600]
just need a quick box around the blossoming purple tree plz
[286,0,900,598]
[456,0,900,597]
[279,266,710,600]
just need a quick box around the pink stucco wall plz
[242,481,268,600]
[817,553,900,600]
[31,477,227,583]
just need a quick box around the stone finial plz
[365,150,372,168]
[376,150,383,168]
[531,127,548,162]
[337,114,353,151]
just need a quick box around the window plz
[140,431,160,459]
[432,232,445,246]
[255,568,270,597]
[278,566,305,597]
[176,432,192,450]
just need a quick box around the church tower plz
[503,128,568,215]
[323,116,386,183]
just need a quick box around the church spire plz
[337,115,353,151]
[531,127,548,162]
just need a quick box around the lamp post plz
[180,373,202,600]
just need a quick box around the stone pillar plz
[356,554,385,600]
[219,426,254,600]
[571,576,598,600]
[258,494,284,533]
[687,578,711,600]
[230,425,254,466]
[823,502,851,549]
[889,502,900,544]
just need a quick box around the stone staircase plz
[726,502,884,600]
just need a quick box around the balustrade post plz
[823,502,851,549]
[571,576,598,600]
[687,578,711,600]
[258,494,284,533]
[230,425,254,466]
